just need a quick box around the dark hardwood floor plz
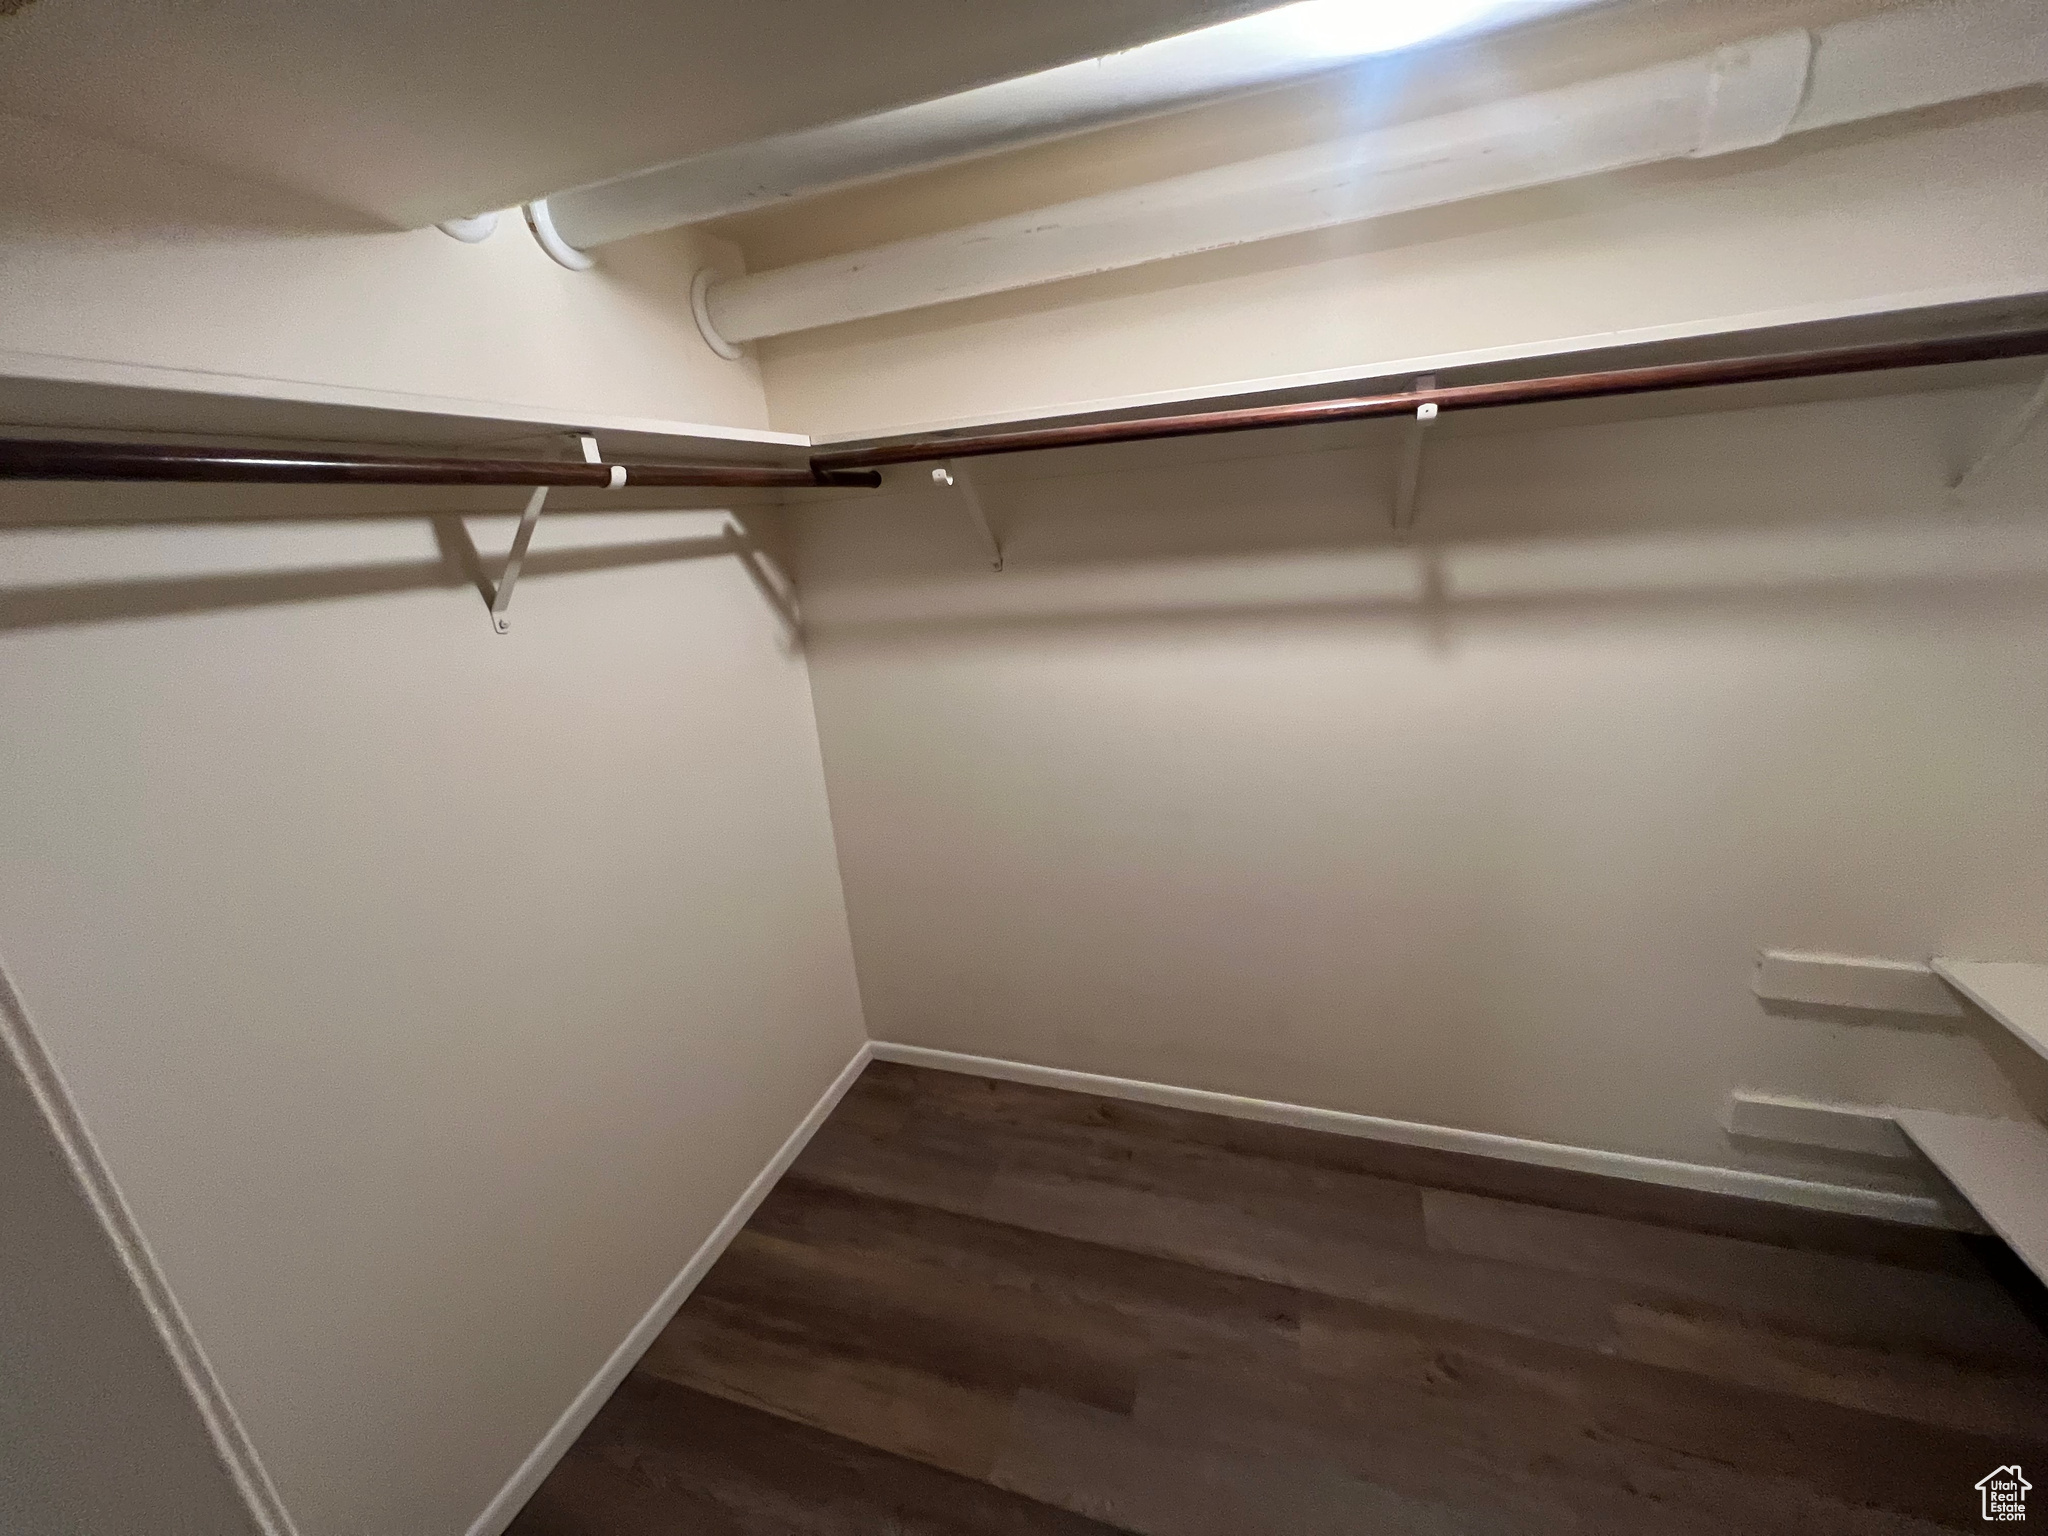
[509,1062,2048,1534]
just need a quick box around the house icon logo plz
[1979,1465,2030,1521]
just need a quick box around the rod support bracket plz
[934,462,1003,570]
[1391,375,1438,531]
[692,269,746,361]
[522,198,594,271]
[490,486,550,633]
[572,431,628,488]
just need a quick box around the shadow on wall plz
[0,103,391,239]
[0,512,803,646]
[790,375,2048,644]
[1979,1024,2048,1124]
[433,515,802,643]
[6,376,2041,645]
[1748,995,2048,1166]
[796,546,2048,651]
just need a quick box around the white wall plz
[1,94,877,1536]
[0,111,771,437]
[1,968,268,1536]
[0,492,867,1535]
[0,0,1269,227]
[792,375,2048,1195]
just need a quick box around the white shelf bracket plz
[489,487,549,634]
[1391,375,1438,532]
[934,461,1003,570]
[1953,368,2048,494]
[487,435,616,633]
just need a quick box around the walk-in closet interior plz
[4,0,2048,1531]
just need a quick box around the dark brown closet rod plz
[0,438,881,489]
[3,327,2045,490]
[810,327,2048,472]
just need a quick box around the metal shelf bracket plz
[934,461,1003,570]
[489,486,548,633]
[1391,374,1437,531]
[489,435,615,632]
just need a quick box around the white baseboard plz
[465,1039,876,1536]
[869,1041,1956,1229]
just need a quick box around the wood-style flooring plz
[509,1062,2048,1534]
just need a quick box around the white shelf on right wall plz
[1895,1110,2048,1282]
[1891,958,2048,1285]
[1931,959,2048,1065]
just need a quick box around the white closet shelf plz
[806,285,2048,449]
[1932,959,2048,1066]
[0,351,810,465]
[10,288,2046,465]
[1895,1110,2048,1281]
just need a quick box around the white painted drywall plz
[0,111,772,438]
[791,374,2048,1194]
[0,495,867,1535]
[0,0,1264,227]
[0,105,878,1534]
[1,970,271,1536]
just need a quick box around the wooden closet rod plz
[0,438,882,490]
[809,327,2048,471]
[5,328,2045,492]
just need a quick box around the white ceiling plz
[0,0,1269,229]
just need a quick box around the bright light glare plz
[1238,0,1523,59]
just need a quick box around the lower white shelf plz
[1895,1109,2048,1282]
